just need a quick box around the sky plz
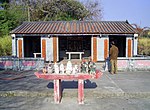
[101,0,150,28]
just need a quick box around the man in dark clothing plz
[109,41,119,74]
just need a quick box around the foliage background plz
[0,36,12,56]
[0,0,101,56]
[0,0,149,56]
[138,37,150,55]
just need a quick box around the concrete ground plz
[0,70,150,110]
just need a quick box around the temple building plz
[11,20,138,62]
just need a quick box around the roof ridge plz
[22,20,127,23]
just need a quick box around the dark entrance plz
[24,36,41,57]
[109,35,126,57]
[59,36,91,60]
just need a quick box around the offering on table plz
[81,58,88,73]
[43,66,47,74]
[48,62,53,73]
[54,62,59,74]
[88,57,96,74]
[66,60,72,74]
[59,63,65,74]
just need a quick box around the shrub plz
[138,37,150,55]
[0,36,12,56]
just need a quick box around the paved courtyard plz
[0,70,150,110]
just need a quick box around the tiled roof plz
[11,21,137,34]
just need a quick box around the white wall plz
[11,34,16,56]
[97,37,109,61]
[46,38,53,61]
[57,37,59,61]
[133,34,138,56]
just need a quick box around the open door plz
[24,36,41,57]
[109,35,126,57]
[59,36,91,61]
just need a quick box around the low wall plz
[0,58,44,71]
[1,57,150,71]
[105,57,150,71]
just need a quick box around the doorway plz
[109,35,126,57]
[24,36,41,57]
[59,36,91,60]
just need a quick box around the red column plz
[104,39,108,59]
[18,39,22,58]
[54,79,62,103]
[42,39,46,60]
[128,39,132,57]
[53,37,57,63]
[93,36,97,62]
[78,79,84,104]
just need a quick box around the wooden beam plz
[104,39,108,59]
[93,36,97,62]
[128,39,132,57]
[42,39,46,60]
[18,39,22,58]
[53,37,57,62]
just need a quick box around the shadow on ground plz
[47,79,97,90]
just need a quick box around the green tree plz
[24,0,90,21]
[17,0,102,21]
[0,1,27,36]
[0,0,102,36]
[0,0,102,56]
[80,0,103,20]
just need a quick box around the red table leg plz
[78,79,84,104]
[54,79,62,103]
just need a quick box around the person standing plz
[109,41,119,74]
